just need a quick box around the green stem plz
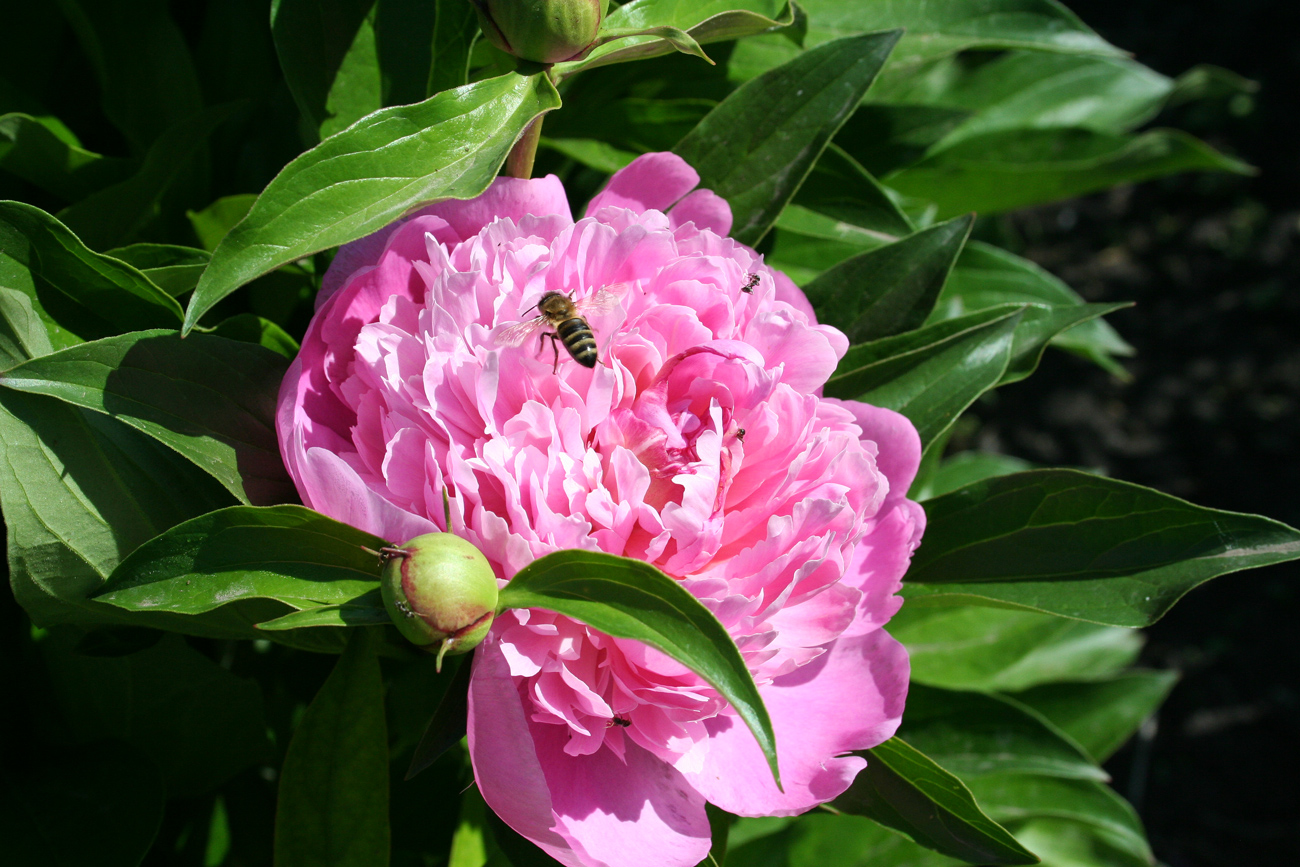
[505,115,544,179]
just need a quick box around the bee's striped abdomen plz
[556,316,598,367]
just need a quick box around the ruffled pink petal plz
[296,446,437,543]
[834,400,924,502]
[678,628,910,816]
[668,189,732,237]
[414,174,572,246]
[471,641,713,867]
[585,153,700,217]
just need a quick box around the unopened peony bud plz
[472,0,607,64]
[380,532,498,668]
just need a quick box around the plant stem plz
[505,116,544,179]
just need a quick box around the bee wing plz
[495,315,548,348]
[575,284,627,318]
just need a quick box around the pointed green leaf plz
[0,329,293,505]
[794,143,914,239]
[900,684,1104,781]
[824,305,1023,451]
[914,450,1034,501]
[0,286,53,369]
[0,201,182,342]
[728,0,1123,85]
[276,627,390,867]
[1011,670,1179,762]
[95,505,385,618]
[498,548,780,786]
[271,0,377,137]
[554,0,800,76]
[57,105,235,250]
[0,112,133,201]
[967,775,1151,865]
[832,737,1039,865]
[187,194,257,252]
[104,244,211,297]
[727,812,957,867]
[675,31,901,246]
[1002,302,1131,385]
[255,589,390,631]
[0,388,234,628]
[405,657,472,780]
[184,71,561,332]
[427,0,479,95]
[804,215,972,344]
[1008,818,1150,867]
[887,127,1252,219]
[890,604,1141,693]
[905,469,1300,626]
[833,103,971,177]
[209,313,301,359]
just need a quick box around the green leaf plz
[0,388,234,629]
[38,630,270,796]
[832,737,1038,865]
[890,604,1141,692]
[0,201,183,343]
[209,313,301,358]
[727,811,960,867]
[56,0,203,150]
[104,243,210,297]
[0,741,164,867]
[187,194,257,252]
[405,655,472,779]
[255,588,390,630]
[675,31,901,246]
[449,785,499,867]
[967,775,1151,865]
[56,105,236,250]
[1011,670,1179,762]
[903,469,1300,626]
[824,306,1023,452]
[900,684,1103,781]
[727,0,1122,85]
[184,71,562,332]
[889,52,1174,145]
[887,127,1253,219]
[554,0,800,76]
[276,627,390,867]
[934,241,1134,375]
[833,104,971,177]
[1008,818,1150,867]
[95,505,386,619]
[272,0,377,138]
[0,329,293,505]
[427,0,479,95]
[498,548,780,786]
[0,112,133,201]
[803,215,972,344]
[913,450,1034,501]
[0,286,53,369]
[1001,302,1131,385]
[792,143,915,240]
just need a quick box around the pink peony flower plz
[278,152,925,867]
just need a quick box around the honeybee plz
[741,273,760,294]
[607,716,632,728]
[497,287,622,372]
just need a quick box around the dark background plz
[960,2,1300,864]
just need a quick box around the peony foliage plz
[0,1,1290,866]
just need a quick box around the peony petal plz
[585,153,700,217]
[296,446,437,543]
[668,189,733,237]
[471,640,713,867]
[833,400,924,503]
[679,628,909,816]
[419,173,572,246]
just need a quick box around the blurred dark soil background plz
[958,1,1300,864]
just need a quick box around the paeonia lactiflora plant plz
[0,2,1292,867]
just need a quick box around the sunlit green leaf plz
[1011,670,1179,762]
[0,112,132,201]
[905,469,1300,626]
[833,737,1038,865]
[676,31,901,246]
[499,548,780,786]
[184,71,561,332]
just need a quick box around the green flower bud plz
[380,532,498,669]
[472,0,608,64]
